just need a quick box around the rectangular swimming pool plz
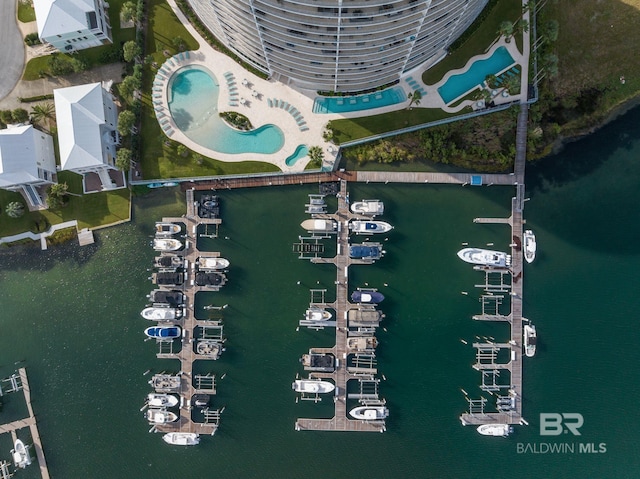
[437,46,516,104]
[313,86,406,114]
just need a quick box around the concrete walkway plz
[0,220,78,250]
[0,0,26,101]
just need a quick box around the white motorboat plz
[198,257,230,271]
[292,379,335,394]
[163,432,200,446]
[457,248,511,267]
[300,219,337,233]
[523,230,536,263]
[156,222,181,235]
[350,199,384,216]
[350,220,393,234]
[524,324,537,357]
[153,238,182,251]
[305,308,332,321]
[477,424,513,437]
[349,405,389,420]
[148,393,179,408]
[146,408,179,424]
[11,439,31,469]
[141,306,183,321]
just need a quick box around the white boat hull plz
[146,409,179,424]
[148,393,179,408]
[141,307,182,321]
[457,248,511,267]
[292,379,335,394]
[163,432,200,446]
[305,308,332,321]
[477,424,512,437]
[12,439,31,468]
[349,405,389,420]
[350,200,384,215]
[350,220,393,234]
[300,219,337,233]
[524,324,537,357]
[153,238,182,251]
[523,230,536,263]
[198,257,230,270]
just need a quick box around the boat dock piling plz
[293,180,387,433]
[0,369,50,479]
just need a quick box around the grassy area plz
[18,1,36,22]
[422,0,523,85]
[146,0,199,65]
[57,171,84,195]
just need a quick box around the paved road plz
[0,0,26,101]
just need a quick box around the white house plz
[0,125,57,208]
[34,0,112,52]
[54,82,122,191]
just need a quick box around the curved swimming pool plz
[167,66,284,154]
[285,144,308,167]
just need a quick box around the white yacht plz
[146,408,179,424]
[350,220,393,234]
[524,324,537,357]
[304,308,332,321]
[349,405,389,420]
[292,379,335,394]
[163,432,200,446]
[197,257,230,271]
[523,230,537,263]
[141,306,183,321]
[300,219,337,233]
[156,223,181,235]
[477,424,513,437]
[457,248,511,267]
[11,439,31,469]
[148,393,179,408]
[153,238,182,251]
[350,199,384,216]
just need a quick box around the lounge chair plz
[223,72,233,78]
[406,76,413,81]
[185,51,190,60]
[290,107,299,115]
[293,112,303,120]
[300,126,309,132]
[297,120,307,126]
[179,52,185,62]
[165,128,174,137]
[160,119,169,125]
[283,102,290,110]
[267,98,273,107]
[229,101,238,106]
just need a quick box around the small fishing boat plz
[300,219,337,233]
[163,432,200,446]
[524,324,537,357]
[457,248,511,267]
[304,308,332,321]
[12,439,31,469]
[347,336,378,351]
[147,182,178,188]
[350,220,393,234]
[350,199,384,216]
[153,238,182,251]
[148,393,179,408]
[149,374,181,392]
[351,290,385,304]
[155,222,181,235]
[192,394,210,407]
[292,379,335,394]
[197,257,230,271]
[349,405,389,420]
[349,243,383,260]
[523,230,537,263]
[146,408,178,424]
[144,326,181,339]
[477,424,513,437]
[141,306,183,321]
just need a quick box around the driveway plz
[0,1,26,101]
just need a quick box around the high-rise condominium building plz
[187,0,488,92]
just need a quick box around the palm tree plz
[5,201,25,218]
[308,146,324,168]
[498,21,514,42]
[116,148,132,171]
[407,90,422,109]
[30,103,56,131]
[47,182,69,209]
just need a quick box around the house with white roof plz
[54,82,124,192]
[34,0,112,52]
[0,125,57,209]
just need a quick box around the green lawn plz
[146,0,199,65]
[57,171,84,195]
[18,1,36,22]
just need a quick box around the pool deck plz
[160,0,530,173]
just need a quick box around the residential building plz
[186,0,488,92]
[0,125,57,209]
[54,82,123,192]
[34,0,112,52]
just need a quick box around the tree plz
[503,74,520,94]
[5,202,25,218]
[498,21,514,41]
[118,74,142,101]
[120,1,136,23]
[30,103,56,130]
[123,41,142,63]
[516,19,529,35]
[47,182,69,209]
[69,57,87,73]
[177,144,188,157]
[0,110,13,125]
[48,54,74,76]
[12,108,29,124]
[172,36,186,52]
[117,110,136,136]
[544,19,559,42]
[115,148,132,171]
[308,145,324,168]
[406,90,422,109]
[543,53,559,78]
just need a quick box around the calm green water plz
[1,107,640,477]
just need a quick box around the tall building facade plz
[187,0,488,92]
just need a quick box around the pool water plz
[168,66,284,154]
[313,86,406,114]
[437,46,515,104]
[285,144,308,167]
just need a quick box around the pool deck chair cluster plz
[494,65,521,86]
[405,76,426,97]
[267,98,308,131]
[224,72,239,106]
[151,51,194,137]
